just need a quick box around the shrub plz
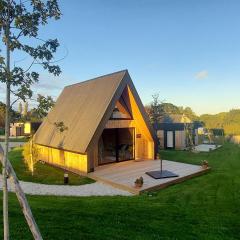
[23,139,39,175]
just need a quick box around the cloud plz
[35,83,62,91]
[195,70,208,80]
[0,73,79,109]
[0,85,5,93]
[32,75,63,91]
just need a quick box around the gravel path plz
[0,142,26,152]
[0,142,132,196]
[0,175,132,196]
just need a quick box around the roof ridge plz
[65,69,128,89]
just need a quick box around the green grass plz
[0,142,240,239]
[5,148,94,185]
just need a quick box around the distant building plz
[10,122,42,137]
[197,127,205,135]
[155,114,201,150]
[10,122,24,137]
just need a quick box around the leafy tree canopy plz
[0,101,20,127]
[0,0,61,104]
[200,109,240,135]
[145,93,199,125]
[0,1,61,237]
[30,94,55,120]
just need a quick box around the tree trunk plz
[3,76,10,240]
[0,146,43,240]
[3,1,11,237]
[2,1,42,239]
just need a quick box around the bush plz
[23,140,39,175]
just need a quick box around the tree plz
[147,93,163,127]
[200,109,240,135]
[23,136,39,175]
[0,101,20,128]
[182,107,198,121]
[54,120,68,180]
[160,102,180,115]
[146,94,184,126]
[18,101,22,115]
[0,102,6,128]
[23,101,28,117]
[146,94,200,125]
[34,94,55,119]
[0,1,61,239]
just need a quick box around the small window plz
[110,97,132,120]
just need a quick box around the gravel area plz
[194,144,222,152]
[0,142,26,152]
[0,175,132,196]
[0,142,132,196]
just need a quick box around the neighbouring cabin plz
[10,122,42,137]
[34,70,157,174]
[10,122,24,137]
[155,114,201,150]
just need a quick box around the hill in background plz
[200,109,240,135]
[145,96,240,136]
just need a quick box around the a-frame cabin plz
[34,70,157,173]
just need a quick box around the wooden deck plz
[89,160,210,194]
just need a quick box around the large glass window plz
[98,128,134,165]
[117,128,134,161]
[98,129,117,164]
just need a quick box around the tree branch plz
[14,29,24,40]
[10,97,20,107]
[24,59,36,73]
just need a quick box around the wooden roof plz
[34,70,156,154]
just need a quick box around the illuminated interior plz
[98,128,134,164]
[24,122,31,134]
[110,96,132,119]
[99,86,155,165]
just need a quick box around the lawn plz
[5,147,94,185]
[0,142,240,239]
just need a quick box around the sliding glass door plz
[98,128,134,165]
[117,128,134,161]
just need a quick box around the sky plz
[1,0,240,115]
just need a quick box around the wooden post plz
[0,146,43,240]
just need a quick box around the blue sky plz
[1,0,240,115]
